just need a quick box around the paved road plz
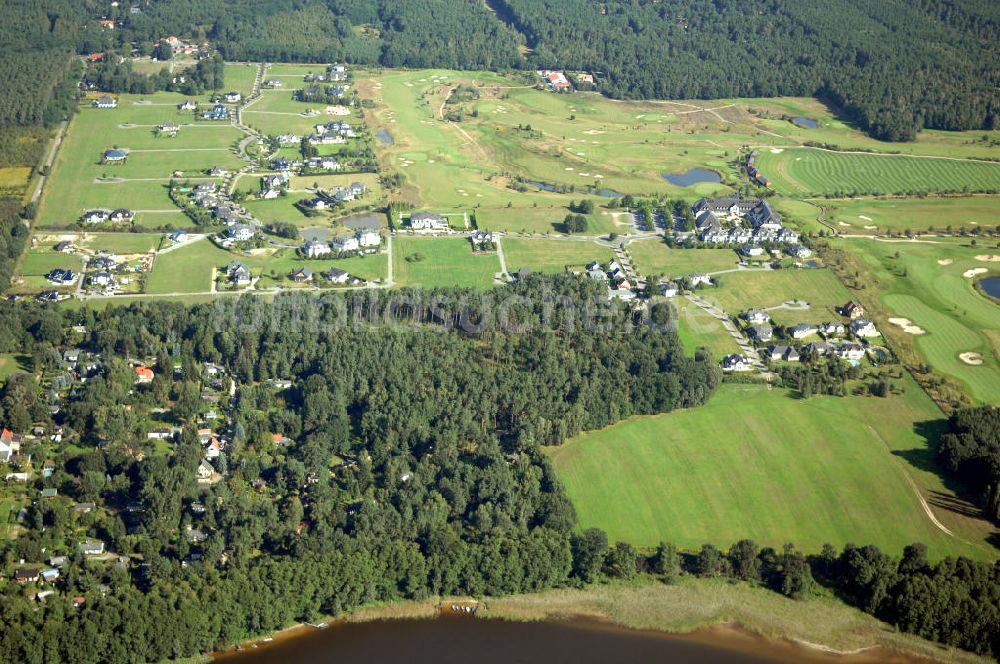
[494,237,511,282]
[685,293,763,369]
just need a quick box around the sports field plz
[755,148,1000,197]
[392,236,500,289]
[501,238,613,274]
[548,384,995,560]
[841,237,1000,403]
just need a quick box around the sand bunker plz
[960,352,984,366]
[859,215,872,221]
[975,254,1000,262]
[770,148,784,154]
[864,225,877,230]
[838,221,851,227]
[937,258,953,266]
[964,267,988,278]
[888,318,926,335]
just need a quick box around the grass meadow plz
[501,238,613,274]
[627,240,738,278]
[392,236,500,288]
[702,268,854,326]
[755,148,1000,197]
[548,383,996,560]
[673,296,743,359]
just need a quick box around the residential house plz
[470,231,496,249]
[169,230,189,243]
[802,342,832,357]
[408,212,449,232]
[73,502,96,514]
[179,99,197,111]
[356,230,381,248]
[304,239,332,258]
[721,354,753,372]
[331,236,360,253]
[93,96,117,109]
[290,267,313,283]
[197,459,215,480]
[688,273,712,287]
[203,104,228,120]
[739,245,764,258]
[83,210,109,224]
[103,149,127,163]
[821,321,845,336]
[207,166,229,177]
[747,200,782,231]
[194,182,217,196]
[227,261,252,286]
[324,268,350,284]
[787,245,812,259]
[14,568,39,583]
[843,301,866,319]
[790,323,819,340]
[223,91,241,103]
[0,428,21,463]
[765,345,799,362]
[659,281,678,297]
[748,324,773,343]
[54,241,73,252]
[134,365,154,384]
[40,568,60,583]
[79,540,106,556]
[227,224,254,242]
[89,271,115,288]
[109,208,135,224]
[742,309,770,325]
[835,343,866,361]
[850,319,879,338]
[46,269,77,286]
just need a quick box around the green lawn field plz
[501,238,613,274]
[702,268,854,326]
[840,238,1000,403]
[548,383,996,560]
[0,354,29,380]
[223,63,260,98]
[475,207,615,235]
[627,240,738,278]
[392,236,500,288]
[826,197,1000,233]
[673,297,742,359]
[755,148,1000,197]
[146,240,234,293]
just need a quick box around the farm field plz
[839,237,1000,403]
[673,297,743,359]
[826,197,1000,233]
[627,240,738,278]
[702,268,854,326]
[501,238,613,274]
[392,237,500,289]
[548,383,996,560]
[755,148,1000,197]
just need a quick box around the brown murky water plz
[214,615,937,664]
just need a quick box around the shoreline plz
[211,578,988,664]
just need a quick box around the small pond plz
[299,228,329,242]
[340,212,383,231]
[376,129,393,145]
[980,276,1000,301]
[525,181,623,197]
[662,168,722,187]
[791,117,818,129]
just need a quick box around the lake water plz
[340,212,383,230]
[663,168,722,187]
[299,227,329,242]
[376,128,394,145]
[525,180,623,197]
[792,117,818,129]
[980,276,1000,300]
[214,616,933,664]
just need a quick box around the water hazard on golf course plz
[663,168,722,187]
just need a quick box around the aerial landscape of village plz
[0,1,999,662]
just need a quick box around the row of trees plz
[938,406,1000,523]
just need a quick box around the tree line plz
[938,406,1000,523]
